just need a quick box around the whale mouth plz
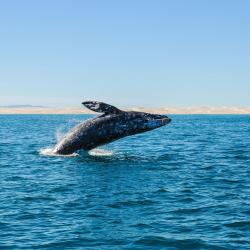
[146,115,171,129]
[152,114,171,125]
[160,117,171,125]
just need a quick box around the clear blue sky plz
[0,0,249,107]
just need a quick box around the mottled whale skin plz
[53,101,171,155]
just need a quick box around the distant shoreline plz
[0,107,250,115]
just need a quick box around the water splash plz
[40,119,83,157]
[39,147,79,157]
[88,148,114,157]
[55,119,81,143]
[39,147,113,157]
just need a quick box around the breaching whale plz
[53,101,171,155]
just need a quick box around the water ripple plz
[0,114,249,249]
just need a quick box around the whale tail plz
[82,101,123,115]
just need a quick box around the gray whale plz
[53,101,171,155]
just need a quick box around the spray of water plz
[39,120,79,157]
[55,127,65,143]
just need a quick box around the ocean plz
[0,114,249,250]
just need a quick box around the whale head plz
[118,111,171,135]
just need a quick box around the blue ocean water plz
[0,114,249,250]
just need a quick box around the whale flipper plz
[82,101,122,114]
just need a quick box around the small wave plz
[88,148,114,157]
[134,236,208,249]
[107,199,155,209]
[224,220,250,228]
[39,147,79,157]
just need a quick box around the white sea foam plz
[88,148,114,157]
[39,147,79,157]
[39,147,113,157]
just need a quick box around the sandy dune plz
[0,106,250,114]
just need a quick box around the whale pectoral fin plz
[82,101,122,114]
